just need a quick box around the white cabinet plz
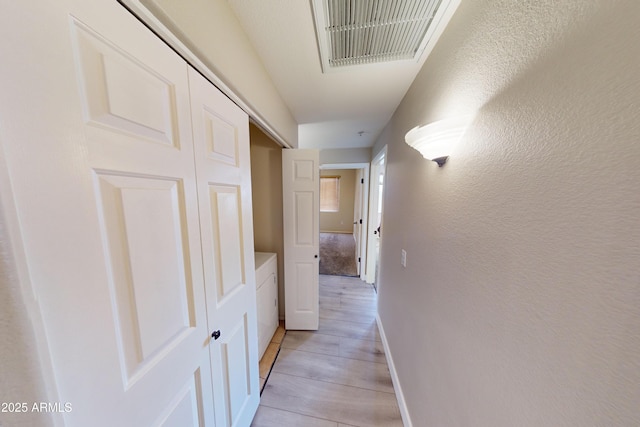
[255,252,279,359]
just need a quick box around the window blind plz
[320,176,340,212]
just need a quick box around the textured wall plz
[249,124,285,318]
[374,0,640,425]
[319,169,356,233]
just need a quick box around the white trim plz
[377,313,412,427]
[366,145,387,283]
[358,165,370,281]
[118,0,292,149]
[370,146,387,173]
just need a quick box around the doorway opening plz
[366,147,386,291]
[319,163,370,280]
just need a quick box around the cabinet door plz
[2,3,215,425]
[256,275,272,358]
[268,269,279,335]
[188,68,260,427]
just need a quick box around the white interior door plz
[188,68,260,427]
[282,149,320,330]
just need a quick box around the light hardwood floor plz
[252,275,403,427]
[259,321,286,391]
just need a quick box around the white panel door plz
[0,3,215,426]
[282,149,320,330]
[188,68,260,427]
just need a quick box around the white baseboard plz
[376,314,412,427]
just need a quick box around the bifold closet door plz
[69,13,216,427]
[188,67,260,427]
[1,1,255,425]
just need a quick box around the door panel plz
[95,173,195,386]
[188,67,259,427]
[156,374,203,427]
[282,149,320,330]
[73,18,183,147]
[221,317,251,422]
[204,110,241,166]
[295,263,316,310]
[295,192,315,244]
[209,184,245,299]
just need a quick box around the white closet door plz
[1,3,215,426]
[188,68,260,427]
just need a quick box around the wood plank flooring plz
[252,275,403,427]
[259,321,286,391]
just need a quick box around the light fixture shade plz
[404,115,473,166]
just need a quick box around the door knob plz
[211,330,221,340]
[314,254,318,258]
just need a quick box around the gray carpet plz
[319,233,358,277]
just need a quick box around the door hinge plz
[361,178,364,184]
[358,257,361,262]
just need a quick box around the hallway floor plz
[251,275,403,426]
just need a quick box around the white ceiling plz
[227,0,438,150]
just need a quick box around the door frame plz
[365,146,387,285]
[320,162,370,282]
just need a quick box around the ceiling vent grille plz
[311,0,460,72]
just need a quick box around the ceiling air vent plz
[311,0,460,72]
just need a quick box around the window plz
[320,176,340,212]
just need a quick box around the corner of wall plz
[0,144,59,427]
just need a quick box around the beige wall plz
[373,1,640,426]
[249,124,285,318]
[319,169,356,233]
[137,0,298,147]
[320,148,371,165]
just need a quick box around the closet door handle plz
[211,330,221,340]
[314,254,318,259]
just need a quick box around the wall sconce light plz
[404,115,474,166]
